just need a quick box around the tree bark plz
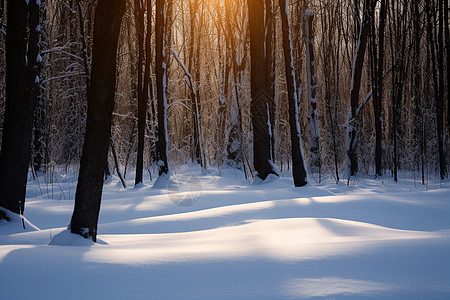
[412,0,425,184]
[0,0,39,215]
[155,0,169,176]
[347,0,373,178]
[425,0,446,180]
[265,0,276,161]
[247,0,278,180]
[304,9,321,177]
[279,0,307,187]
[370,0,386,176]
[135,0,146,185]
[70,0,126,241]
[33,0,47,174]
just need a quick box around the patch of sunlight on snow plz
[100,200,277,230]
[281,277,400,298]
[82,218,448,265]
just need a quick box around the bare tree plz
[247,0,278,180]
[347,0,374,179]
[155,0,169,176]
[0,0,41,216]
[279,0,307,187]
[425,0,446,180]
[304,9,321,178]
[369,0,386,177]
[70,0,126,241]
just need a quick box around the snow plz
[1,167,450,300]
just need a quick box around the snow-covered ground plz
[1,167,450,300]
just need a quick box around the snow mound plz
[152,173,173,189]
[49,229,107,246]
[252,173,280,185]
[0,208,40,235]
[88,218,449,265]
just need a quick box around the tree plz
[304,9,321,178]
[0,0,41,216]
[347,0,374,179]
[425,0,446,180]
[155,0,169,176]
[265,0,276,161]
[279,0,307,187]
[135,0,147,185]
[369,0,386,177]
[70,0,126,241]
[247,0,278,180]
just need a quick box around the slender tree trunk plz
[143,0,155,165]
[304,9,321,177]
[110,137,127,188]
[265,0,276,161]
[413,0,425,184]
[135,0,146,185]
[347,0,373,178]
[155,0,169,176]
[247,0,278,180]
[0,0,39,215]
[279,0,307,187]
[370,0,386,176]
[425,0,446,179]
[33,0,47,174]
[70,0,126,241]
[444,0,450,141]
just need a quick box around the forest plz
[0,0,449,238]
[1,1,450,299]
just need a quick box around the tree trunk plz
[135,0,146,185]
[0,0,39,215]
[265,0,276,161]
[412,0,425,184]
[304,9,321,177]
[247,0,278,180]
[70,0,126,241]
[279,0,307,187]
[370,0,386,176]
[425,0,446,180]
[347,0,373,178]
[155,0,169,176]
[444,0,450,141]
[33,0,47,174]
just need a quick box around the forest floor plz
[1,166,450,300]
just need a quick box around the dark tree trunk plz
[70,0,126,241]
[370,0,386,176]
[437,0,447,177]
[412,0,425,184]
[347,0,373,178]
[279,0,307,187]
[445,0,450,140]
[33,0,47,174]
[389,1,409,182]
[247,0,278,180]
[155,0,169,176]
[265,0,276,161]
[304,10,321,177]
[135,0,146,185]
[110,137,127,188]
[425,0,446,180]
[0,0,39,215]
